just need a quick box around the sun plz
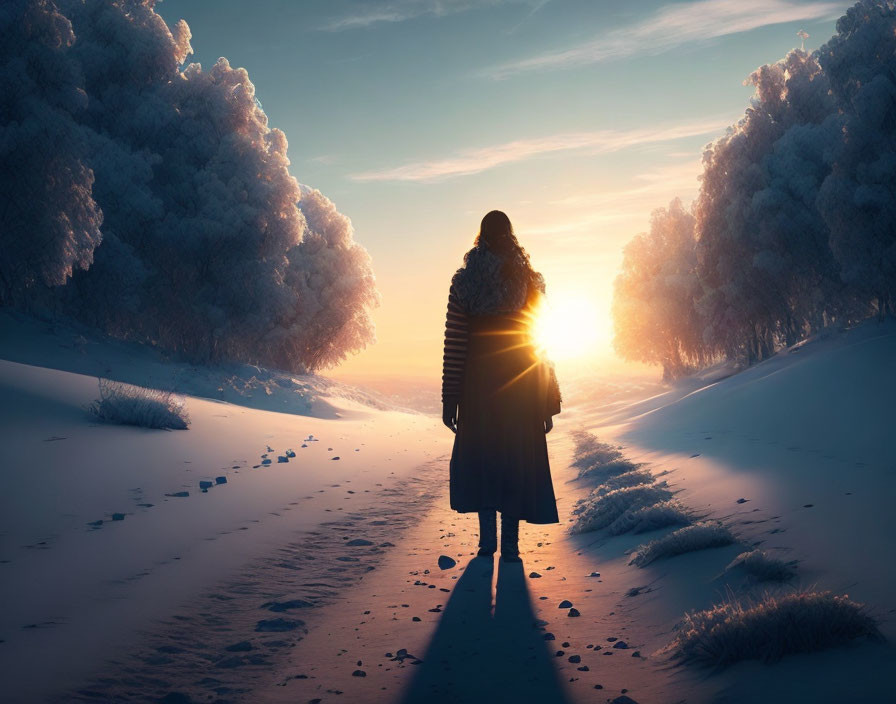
[531,291,602,361]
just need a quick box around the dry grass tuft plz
[571,430,639,482]
[571,484,673,534]
[608,500,694,536]
[725,549,797,582]
[668,590,883,668]
[630,522,735,566]
[87,379,190,430]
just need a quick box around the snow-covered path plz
[1,347,706,703]
[255,428,712,704]
[254,321,896,704]
[0,358,443,702]
[3,319,894,703]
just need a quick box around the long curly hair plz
[470,210,531,269]
[453,211,545,315]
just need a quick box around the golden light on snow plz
[531,290,603,361]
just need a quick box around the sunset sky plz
[157,0,846,382]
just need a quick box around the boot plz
[500,513,522,562]
[477,509,497,556]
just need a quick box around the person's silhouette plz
[441,210,563,561]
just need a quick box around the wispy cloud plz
[506,0,553,34]
[308,154,339,165]
[519,158,704,242]
[321,0,534,31]
[349,117,730,182]
[548,159,704,209]
[487,0,844,78]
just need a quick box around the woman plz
[441,210,562,563]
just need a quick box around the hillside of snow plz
[0,311,416,419]
[566,320,896,702]
[2,314,893,703]
[0,314,443,701]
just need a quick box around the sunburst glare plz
[531,291,602,361]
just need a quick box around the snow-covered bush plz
[668,591,882,668]
[570,484,673,534]
[630,522,735,566]
[725,549,797,582]
[607,500,693,536]
[87,379,189,430]
[1,0,378,371]
[571,430,638,481]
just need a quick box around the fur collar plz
[451,246,544,315]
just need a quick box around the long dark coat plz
[441,250,562,524]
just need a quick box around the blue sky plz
[157,0,846,379]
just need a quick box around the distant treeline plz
[613,0,896,379]
[0,0,378,372]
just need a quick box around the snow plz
[1,313,893,702]
[618,321,896,627]
[0,311,404,419]
[0,314,441,701]
[565,320,896,701]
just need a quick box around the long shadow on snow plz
[398,555,571,704]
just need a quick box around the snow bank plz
[0,321,441,700]
[557,319,894,700]
[621,319,896,630]
[0,311,408,418]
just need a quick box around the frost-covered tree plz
[0,0,103,306]
[612,199,707,380]
[613,0,893,377]
[286,187,379,370]
[695,49,844,363]
[817,0,896,319]
[3,0,378,372]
